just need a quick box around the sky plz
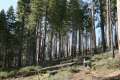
[0,0,18,11]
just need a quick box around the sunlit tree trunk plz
[79,30,81,56]
[106,0,111,49]
[117,0,120,54]
[109,1,115,58]
[36,19,42,65]
[91,0,96,54]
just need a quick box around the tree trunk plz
[71,30,77,57]
[48,31,53,61]
[106,0,111,49]
[58,34,60,60]
[117,0,120,54]
[100,1,106,52]
[79,30,81,56]
[65,36,68,58]
[36,19,42,65]
[108,1,115,58]
[115,22,118,49]
[18,16,25,67]
[42,4,48,63]
[54,34,57,59]
[92,1,96,54]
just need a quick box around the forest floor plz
[2,50,120,80]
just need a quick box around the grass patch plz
[0,70,17,79]
[18,66,41,73]
[39,65,81,80]
[70,65,81,73]
[48,69,72,80]
[0,66,42,79]
[92,52,112,62]
[91,52,120,71]
[0,65,80,79]
[0,71,9,79]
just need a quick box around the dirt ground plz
[5,69,120,80]
[70,68,120,80]
[70,69,93,80]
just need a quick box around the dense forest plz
[0,0,120,76]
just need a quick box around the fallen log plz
[14,62,77,78]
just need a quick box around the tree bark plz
[92,1,96,54]
[48,31,53,61]
[100,0,106,52]
[117,0,120,54]
[79,30,81,56]
[18,16,25,67]
[106,0,111,49]
[36,19,42,65]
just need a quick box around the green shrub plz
[18,66,41,75]
[8,71,16,77]
[0,71,9,78]
[0,66,42,79]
